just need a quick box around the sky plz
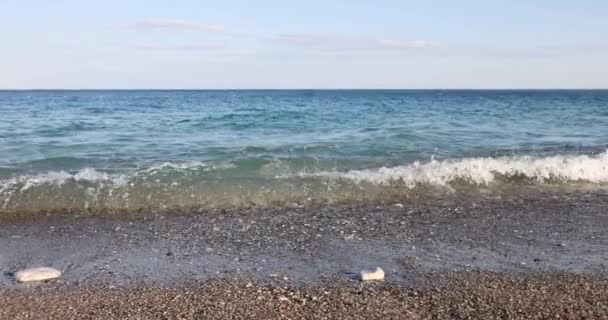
[1,0,607,89]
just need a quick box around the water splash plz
[311,151,608,186]
[1,152,607,212]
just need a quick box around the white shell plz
[360,267,385,281]
[15,267,62,283]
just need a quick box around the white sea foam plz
[144,161,208,172]
[2,152,608,211]
[0,168,127,209]
[0,161,235,206]
[144,161,236,173]
[0,168,125,195]
[311,151,608,187]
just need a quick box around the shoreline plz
[1,192,607,318]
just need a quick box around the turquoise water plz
[1,90,608,211]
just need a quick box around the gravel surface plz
[1,273,608,319]
[1,190,608,318]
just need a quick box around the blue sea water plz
[1,90,607,211]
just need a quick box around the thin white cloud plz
[135,44,225,51]
[450,43,608,59]
[502,44,608,58]
[275,34,362,48]
[274,33,438,51]
[377,39,438,49]
[133,18,224,32]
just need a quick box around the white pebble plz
[15,267,61,283]
[360,267,385,281]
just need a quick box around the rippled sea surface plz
[1,90,607,212]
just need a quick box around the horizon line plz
[1,88,608,91]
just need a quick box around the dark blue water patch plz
[33,121,109,137]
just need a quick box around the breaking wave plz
[311,151,608,186]
[1,151,607,213]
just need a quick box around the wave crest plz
[1,152,607,212]
[311,151,608,186]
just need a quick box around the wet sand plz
[1,191,608,318]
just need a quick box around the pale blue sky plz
[1,0,607,89]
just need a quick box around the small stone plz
[360,267,385,281]
[344,234,355,240]
[399,256,418,268]
[394,203,404,208]
[278,296,289,301]
[15,267,61,283]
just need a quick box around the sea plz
[1,90,607,213]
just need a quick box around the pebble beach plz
[1,191,607,319]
